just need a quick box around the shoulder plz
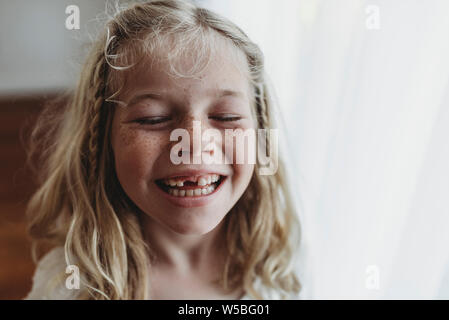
[25,246,82,300]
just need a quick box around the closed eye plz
[133,116,171,125]
[209,115,242,122]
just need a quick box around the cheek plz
[112,126,166,183]
[232,163,255,193]
[222,125,256,194]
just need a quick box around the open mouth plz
[155,174,226,197]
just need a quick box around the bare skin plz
[142,217,244,299]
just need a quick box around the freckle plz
[120,128,138,146]
[119,128,169,154]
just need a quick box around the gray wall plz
[0,0,107,95]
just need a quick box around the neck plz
[139,214,227,274]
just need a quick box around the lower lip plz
[154,177,227,208]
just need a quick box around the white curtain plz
[201,0,449,299]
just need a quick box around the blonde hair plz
[26,0,301,299]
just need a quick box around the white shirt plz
[25,247,300,300]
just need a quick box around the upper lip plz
[154,169,229,180]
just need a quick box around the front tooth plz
[194,188,202,196]
[211,175,218,183]
[202,188,208,195]
[198,177,207,186]
[173,189,179,196]
[179,190,186,197]
[207,176,212,184]
[186,190,194,197]
[176,181,184,187]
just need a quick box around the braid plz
[255,82,272,157]
[254,83,268,128]
[87,57,107,197]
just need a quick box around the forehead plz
[118,35,252,103]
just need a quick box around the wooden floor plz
[0,94,51,299]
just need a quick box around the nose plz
[173,115,216,164]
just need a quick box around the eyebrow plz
[126,92,164,106]
[215,89,247,99]
[126,89,247,107]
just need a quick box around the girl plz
[25,0,301,300]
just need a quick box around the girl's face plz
[110,43,255,235]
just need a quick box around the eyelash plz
[133,115,242,125]
[209,115,242,122]
[134,117,171,125]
